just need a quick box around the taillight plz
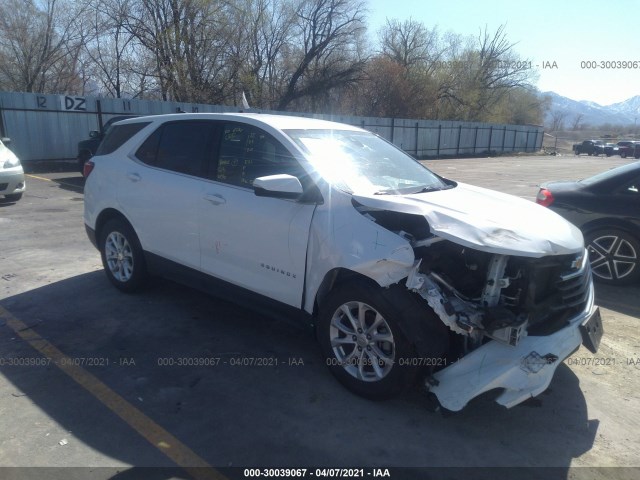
[536,188,554,207]
[83,160,95,178]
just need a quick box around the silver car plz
[0,137,25,201]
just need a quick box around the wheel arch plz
[313,267,374,317]
[95,208,137,246]
[581,218,640,240]
[313,268,449,359]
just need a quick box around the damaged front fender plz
[303,192,415,313]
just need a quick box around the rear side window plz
[96,122,150,155]
[135,121,215,177]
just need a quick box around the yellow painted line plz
[26,174,53,182]
[0,305,225,480]
[27,174,83,191]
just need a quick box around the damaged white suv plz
[84,113,602,411]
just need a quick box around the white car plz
[83,113,602,412]
[0,137,25,201]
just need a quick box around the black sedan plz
[536,162,640,285]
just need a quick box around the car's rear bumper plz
[429,282,600,411]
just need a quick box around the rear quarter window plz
[96,122,150,156]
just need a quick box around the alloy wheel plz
[588,234,638,282]
[329,301,395,382]
[105,231,134,282]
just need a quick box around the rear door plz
[118,120,218,270]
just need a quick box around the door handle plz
[127,172,141,182]
[204,193,226,205]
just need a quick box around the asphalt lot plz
[0,155,639,480]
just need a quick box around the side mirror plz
[253,174,303,200]
[1,137,10,145]
[89,130,100,138]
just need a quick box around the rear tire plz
[317,281,445,399]
[98,218,148,292]
[585,229,640,285]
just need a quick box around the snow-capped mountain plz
[608,96,640,116]
[543,91,640,127]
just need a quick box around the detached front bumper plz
[428,282,602,412]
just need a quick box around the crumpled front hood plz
[353,182,584,257]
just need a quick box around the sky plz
[367,0,640,106]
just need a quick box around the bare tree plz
[380,18,442,73]
[0,0,87,93]
[237,0,296,109]
[82,0,138,98]
[489,86,549,125]
[125,0,233,102]
[276,0,368,111]
[550,110,567,132]
[434,25,537,121]
[365,18,433,118]
[0,0,546,124]
[354,56,412,117]
[571,113,584,130]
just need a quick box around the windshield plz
[284,129,449,195]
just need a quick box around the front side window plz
[284,129,449,196]
[135,121,214,177]
[216,123,302,187]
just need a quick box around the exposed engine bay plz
[355,200,592,365]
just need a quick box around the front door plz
[199,122,316,307]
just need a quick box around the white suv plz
[84,113,602,411]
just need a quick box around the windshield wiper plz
[372,184,453,195]
[373,190,394,195]
[404,185,440,194]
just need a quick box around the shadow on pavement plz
[594,283,640,318]
[50,176,85,194]
[0,271,600,476]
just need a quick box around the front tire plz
[318,281,442,399]
[586,229,640,285]
[98,218,147,292]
